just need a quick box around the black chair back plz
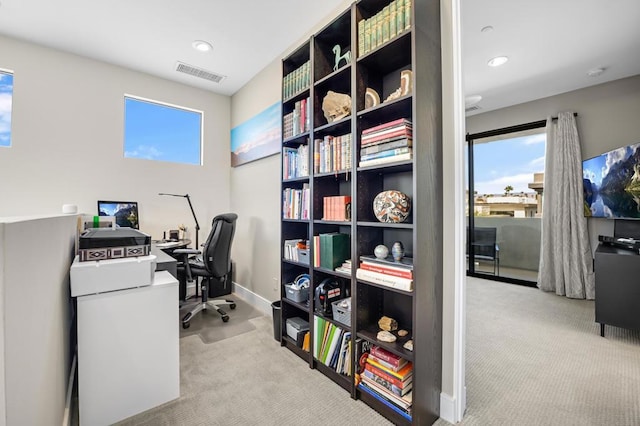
[202,213,237,279]
[473,227,497,258]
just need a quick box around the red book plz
[371,345,406,367]
[362,118,412,135]
[360,262,413,279]
[364,363,412,389]
[362,129,412,145]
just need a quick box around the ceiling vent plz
[465,105,482,113]
[175,61,226,83]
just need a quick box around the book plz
[405,0,411,30]
[361,127,412,144]
[371,345,408,368]
[358,383,412,420]
[360,262,413,279]
[362,369,413,397]
[366,356,414,381]
[397,0,405,33]
[360,254,414,269]
[364,18,371,54]
[360,137,412,155]
[302,331,310,352]
[358,19,365,57]
[362,118,412,135]
[389,0,397,39]
[356,268,413,291]
[360,378,413,412]
[360,147,412,161]
[358,152,413,168]
[364,363,413,391]
[320,233,350,270]
[368,352,409,373]
[382,5,390,43]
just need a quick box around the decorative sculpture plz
[365,87,380,109]
[374,244,389,259]
[322,90,351,123]
[332,44,351,71]
[391,241,405,261]
[400,70,413,96]
[373,190,412,223]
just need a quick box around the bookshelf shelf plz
[282,258,310,268]
[282,176,309,184]
[314,310,352,331]
[281,0,442,423]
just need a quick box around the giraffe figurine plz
[332,44,351,71]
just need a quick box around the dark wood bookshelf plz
[313,311,352,332]
[281,0,442,423]
[282,176,309,184]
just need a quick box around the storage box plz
[70,255,156,297]
[286,317,309,347]
[331,297,351,327]
[284,283,309,303]
[298,248,310,265]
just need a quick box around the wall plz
[229,0,352,306]
[466,75,640,254]
[0,35,231,240]
[0,214,77,426]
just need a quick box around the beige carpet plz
[110,277,640,425]
[435,276,640,426]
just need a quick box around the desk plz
[151,245,178,278]
[152,238,191,250]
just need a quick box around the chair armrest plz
[173,248,201,255]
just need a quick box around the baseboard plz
[439,392,457,424]
[232,281,273,316]
[62,352,77,426]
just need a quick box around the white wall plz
[229,0,352,302]
[0,214,77,426]
[0,35,231,240]
[466,74,640,253]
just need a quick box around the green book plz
[320,232,350,270]
[375,13,382,48]
[382,5,390,43]
[358,19,365,58]
[390,0,397,40]
[397,0,405,33]
[405,0,411,30]
[370,14,378,49]
[364,18,371,54]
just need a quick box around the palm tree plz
[504,185,514,195]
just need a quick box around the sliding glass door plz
[466,125,546,285]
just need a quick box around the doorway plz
[466,123,546,286]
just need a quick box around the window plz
[124,95,203,165]
[0,70,13,148]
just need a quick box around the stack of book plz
[283,97,310,139]
[283,239,306,262]
[314,134,352,173]
[314,316,352,376]
[313,232,350,270]
[359,119,413,167]
[356,254,413,291]
[357,0,412,58]
[282,184,310,220]
[282,143,309,179]
[335,259,352,275]
[283,60,310,99]
[322,195,351,221]
[359,345,413,419]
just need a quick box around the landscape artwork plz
[231,102,281,167]
[583,141,640,218]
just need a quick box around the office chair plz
[174,213,237,329]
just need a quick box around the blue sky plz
[0,71,13,147]
[230,102,280,153]
[124,97,202,165]
[472,132,546,195]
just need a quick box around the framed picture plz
[231,102,281,167]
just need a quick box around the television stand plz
[594,243,640,336]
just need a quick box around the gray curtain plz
[538,111,595,299]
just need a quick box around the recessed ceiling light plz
[488,56,508,67]
[192,40,213,52]
[587,67,605,77]
[465,95,482,107]
[481,26,494,33]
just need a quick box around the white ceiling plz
[0,0,639,111]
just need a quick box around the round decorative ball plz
[374,244,389,259]
[373,190,411,223]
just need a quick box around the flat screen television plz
[97,200,139,229]
[583,141,640,219]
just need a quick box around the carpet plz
[179,296,263,344]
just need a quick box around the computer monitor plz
[97,200,139,229]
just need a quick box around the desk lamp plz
[158,193,200,248]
